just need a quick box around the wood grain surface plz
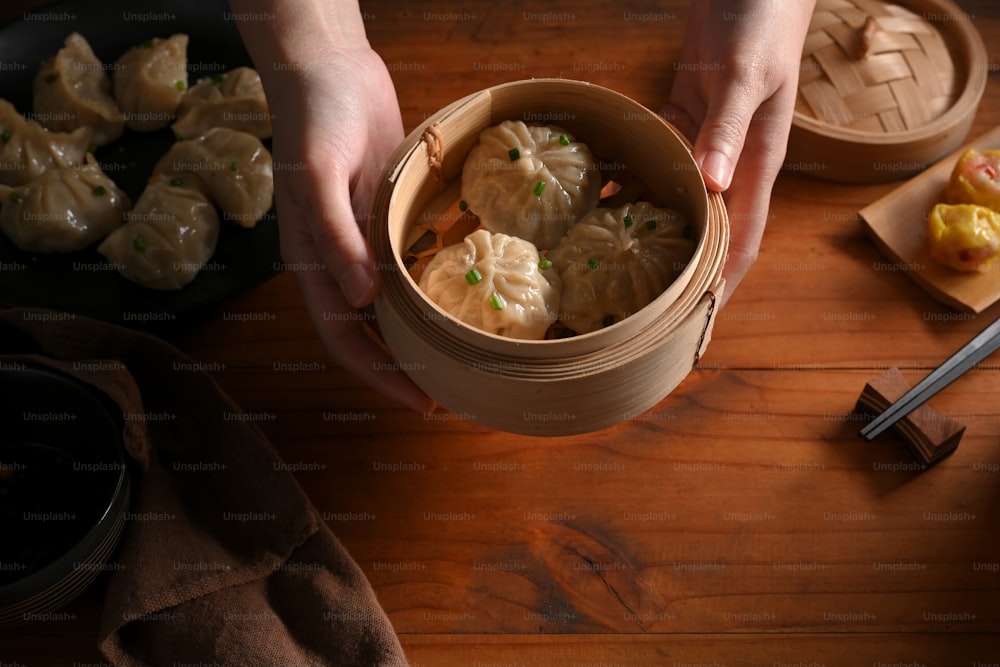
[3,0,1000,665]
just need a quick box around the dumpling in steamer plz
[418,229,560,340]
[0,99,93,186]
[461,120,600,250]
[152,127,273,228]
[113,34,188,132]
[97,176,220,290]
[33,32,125,147]
[0,154,129,253]
[171,67,272,140]
[548,201,696,334]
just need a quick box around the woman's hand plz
[662,0,815,304]
[232,1,435,412]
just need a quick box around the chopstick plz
[859,314,1000,441]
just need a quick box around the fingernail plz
[340,264,376,308]
[700,150,733,191]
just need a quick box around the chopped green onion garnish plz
[508,147,520,161]
[210,74,224,86]
[8,191,21,203]
[532,181,546,196]
[538,258,553,270]
[132,236,146,252]
[91,185,107,196]
[458,200,468,212]
[602,314,615,327]
[176,80,187,92]
[489,293,506,311]
[587,257,599,269]
[623,214,634,228]
[229,161,238,172]
[559,133,571,146]
[169,177,185,187]
[464,268,482,285]
[683,225,693,239]
[0,129,11,143]
[646,219,656,230]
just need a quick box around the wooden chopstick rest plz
[855,366,965,466]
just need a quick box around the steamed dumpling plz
[0,99,93,186]
[0,154,129,253]
[461,120,600,250]
[418,229,560,340]
[171,67,272,140]
[152,127,273,227]
[113,34,188,132]
[97,176,220,290]
[548,202,696,334]
[33,32,125,147]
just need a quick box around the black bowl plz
[0,363,130,629]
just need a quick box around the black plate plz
[0,0,281,323]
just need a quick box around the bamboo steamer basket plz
[368,79,729,436]
[787,0,987,183]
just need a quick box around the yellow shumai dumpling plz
[945,148,1000,212]
[113,34,188,132]
[418,229,560,340]
[33,32,125,147]
[548,201,696,334]
[927,203,1000,272]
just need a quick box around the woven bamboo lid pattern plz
[786,0,986,183]
[798,0,957,134]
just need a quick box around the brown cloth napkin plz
[0,308,408,667]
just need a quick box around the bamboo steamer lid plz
[787,0,986,183]
[368,79,729,436]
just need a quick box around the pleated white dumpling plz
[113,34,188,132]
[0,154,129,253]
[171,67,272,140]
[152,127,273,228]
[418,229,560,340]
[97,176,220,290]
[548,201,696,334]
[0,99,93,186]
[461,120,600,250]
[33,32,125,147]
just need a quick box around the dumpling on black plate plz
[171,67,272,140]
[0,99,93,186]
[153,127,273,228]
[97,175,220,290]
[0,154,129,253]
[33,32,125,147]
[113,34,188,132]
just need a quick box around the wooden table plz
[5,1,1000,664]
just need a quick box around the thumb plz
[691,83,758,193]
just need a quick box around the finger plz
[718,87,796,303]
[691,70,762,193]
[278,202,436,413]
[291,155,381,310]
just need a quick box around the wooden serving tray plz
[859,125,1000,313]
